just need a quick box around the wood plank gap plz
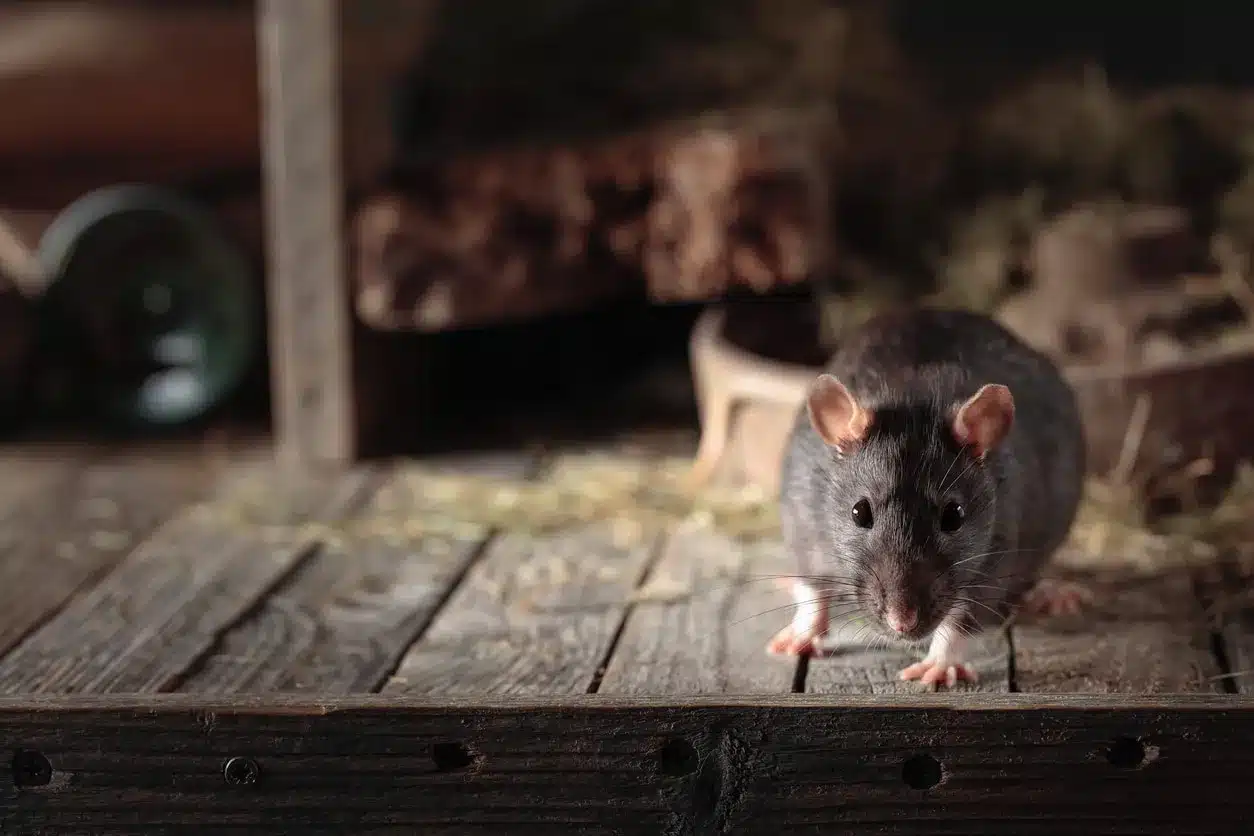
[0,465,377,694]
[0,445,260,664]
[584,527,669,695]
[1012,561,1222,694]
[1196,557,1254,695]
[1193,567,1240,695]
[596,525,798,696]
[164,463,392,694]
[792,653,808,693]
[382,452,662,697]
[177,451,542,695]
[1006,625,1020,693]
[360,452,549,694]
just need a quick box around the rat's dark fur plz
[779,308,1085,645]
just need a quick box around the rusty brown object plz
[352,114,828,332]
[0,5,259,171]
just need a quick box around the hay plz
[199,444,1254,590]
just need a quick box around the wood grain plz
[180,454,536,694]
[0,448,249,664]
[0,444,87,508]
[384,523,660,697]
[0,468,374,695]
[0,693,1251,835]
[597,525,797,694]
[805,632,1011,695]
[258,0,355,466]
[1012,568,1222,693]
[803,583,1011,693]
[1200,558,1254,696]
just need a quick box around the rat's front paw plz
[767,624,828,657]
[1022,578,1091,618]
[899,657,978,689]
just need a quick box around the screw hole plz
[222,756,261,787]
[12,749,52,788]
[901,753,943,790]
[1106,736,1147,769]
[658,738,698,777]
[431,742,474,772]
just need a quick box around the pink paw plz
[767,625,828,657]
[899,658,979,689]
[1022,579,1091,618]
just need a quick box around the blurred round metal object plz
[37,184,259,430]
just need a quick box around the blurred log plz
[0,5,259,169]
[352,111,830,332]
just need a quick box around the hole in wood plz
[11,749,51,788]
[1105,736,1148,769]
[901,753,943,790]
[658,738,699,777]
[431,742,474,772]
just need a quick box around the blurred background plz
[4,0,1254,504]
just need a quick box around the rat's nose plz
[885,606,918,634]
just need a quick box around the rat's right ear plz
[807,374,872,452]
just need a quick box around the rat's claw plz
[766,625,828,657]
[899,658,978,689]
[1022,578,1091,619]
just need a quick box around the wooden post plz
[257,0,356,468]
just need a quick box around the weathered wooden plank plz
[1012,568,1221,693]
[597,524,797,694]
[805,631,1011,694]
[0,694,1252,835]
[800,568,1011,693]
[179,453,537,694]
[1199,558,1254,695]
[0,443,90,508]
[0,468,374,695]
[384,522,660,697]
[0,447,256,663]
[258,0,355,466]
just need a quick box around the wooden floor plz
[2,438,1254,834]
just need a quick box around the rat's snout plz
[867,561,937,640]
[884,605,918,635]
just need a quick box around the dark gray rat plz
[769,307,1086,687]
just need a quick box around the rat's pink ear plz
[951,384,1015,459]
[807,374,873,452]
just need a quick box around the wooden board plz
[0,468,374,695]
[1201,558,1254,696]
[1,694,1252,835]
[384,523,660,697]
[1012,568,1222,694]
[180,454,536,694]
[0,450,246,663]
[258,0,355,466]
[805,634,1011,694]
[0,444,88,508]
[597,524,797,694]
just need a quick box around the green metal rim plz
[36,183,259,428]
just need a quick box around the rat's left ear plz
[951,383,1015,459]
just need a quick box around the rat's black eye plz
[940,501,965,533]
[851,498,873,529]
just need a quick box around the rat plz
[768,307,1087,688]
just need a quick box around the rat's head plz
[805,375,1015,642]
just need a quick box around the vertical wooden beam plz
[257,0,355,467]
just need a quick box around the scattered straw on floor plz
[202,451,1254,579]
